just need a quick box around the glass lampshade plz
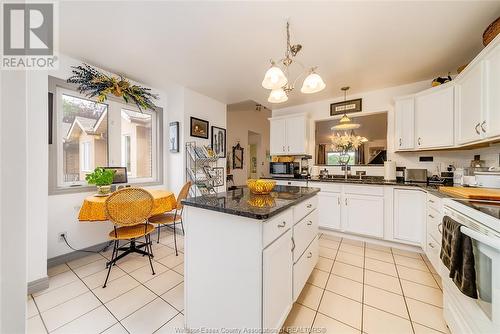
[331,114,361,130]
[268,88,288,103]
[301,72,326,94]
[262,66,288,90]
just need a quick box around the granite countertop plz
[182,185,320,220]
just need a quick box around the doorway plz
[248,131,261,179]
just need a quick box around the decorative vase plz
[338,152,351,179]
[97,185,112,195]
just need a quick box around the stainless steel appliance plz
[443,199,500,333]
[404,168,428,183]
[269,162,299,178]
[476,171,500,189]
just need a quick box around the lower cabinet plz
[317,191,341,230]
[343,194,384,238]
[293,237,318,300]
[393,188,426,245]
[263,229,293,330]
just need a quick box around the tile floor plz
[27,232,449,334]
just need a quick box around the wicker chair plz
[149,181,191,256]
[103,188,155,287]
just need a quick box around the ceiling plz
[59,1,500,109]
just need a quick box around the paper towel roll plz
[384,161,396,181]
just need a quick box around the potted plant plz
[85,167,115,195]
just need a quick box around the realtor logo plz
[2,2,58,69]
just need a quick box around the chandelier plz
[331,86,361,130]
[262,22,326,103]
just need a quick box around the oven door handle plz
[460,226,500,250]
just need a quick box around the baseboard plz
[47,225,183,268]
[28,276,49,294]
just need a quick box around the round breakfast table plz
[78,189,177,222]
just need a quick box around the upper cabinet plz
[395,34,500,151]
[394,96,415,150]
[414,84,454,149]
[269,115,309,155]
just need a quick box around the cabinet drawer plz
[343,185,384,196]
[293,196,318,224]
[263,210,293,248]
[293,210,318,262]
[427,194,443,213]
[308,182,342,193]
[427,209,443,243]
[426,234,441,275]
[293,237,318,300]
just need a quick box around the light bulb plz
[301,72,326,94]
[268,88,288,103]
[262,66,287,90]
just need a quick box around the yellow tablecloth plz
[78,189,177,222]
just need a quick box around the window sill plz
[49,179,164,196]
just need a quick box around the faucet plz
[356,171,366,180]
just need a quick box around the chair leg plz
[157,224,161,243]
[146,234,155,275]
[148,234,154,258]
[103,240,117,288]
[173,222,178,256]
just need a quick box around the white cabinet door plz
[343,194,384,238]
[393,189,426,245]
[415,85,454,149]
[270,119,286,155]
[285,116,307,155]
[263,229,293,330]
[485,45,500,138]
[317,192,341,230]
[394,97,415,150]
[456,62,485,145]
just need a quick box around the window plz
[51,81,162,191]
[326,151,355,165]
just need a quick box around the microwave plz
[270,162,299,178]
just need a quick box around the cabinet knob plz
[282,145,285,151]
[306,204,312,209]
[307,221,313,226]
[277,222,286,228]
[399,138,402,147]
[428,242,435,249]
[345,198,348,206]
[288,146,290,151]
[481,121,486,133]
[475,123,481,135]
[417,137,422,146]
[438,222,443,234]
[337,197,340,205]
[428,214,435,219]
[307,252,313,258]
[291,236,295,251]
[429,199,435,203]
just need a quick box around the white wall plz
[273,80,500,175]
[227,108,272,185]
[26,54,227,283]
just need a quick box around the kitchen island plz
[182,185,320,331]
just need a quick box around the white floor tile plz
[413,322,449,334]
[157,253,184,269]
[406,298,448,333]
[67,254,103,269]
[33,270,80,297]
[315,256,334,273]
[363,285,408,319]
[326,275,363,302]
[339,243,364,256]
[364,269,402,295]
[365,248,394,263]
[34,279,89,312]
[393,255,428,271]
[151,244,176,260]
[73,258,108,278]
[319,246,337,259]
[80,266,127,290]
[172,263,184,276]
[27,297,39,318]
[144,269,183,295]
[319,290,362,330]
[401,280,443,307]
[312,312,360,334]
[296,283,323,310]
[365,258,397,277]
[47,263,71,277]
[92,274,140,303]
[101,323,129,334]
[331,262,363,283]
[40,291,101,332]
[27,315,47,334]
[121,297,179,334]
[161,283,184,312]
[105,285,157,320]
[335,251,364,268]
[116,256,150,273]
[129,261,168,283]
[51,305,116,334]
[307,268,329,288]
[155,312,185,334]
[362,305,413,334]
[283,303,316,332]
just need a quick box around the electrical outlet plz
[58,232,67,242]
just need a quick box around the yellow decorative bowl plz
[247,194,276,208]
[246,179,276,195]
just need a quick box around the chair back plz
[176,181,192,210]
[105,188,154,226]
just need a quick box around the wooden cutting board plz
[439,186,500,200]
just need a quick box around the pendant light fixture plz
[262,21,326,103]
[331,87,361,131]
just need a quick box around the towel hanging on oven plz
[440,216,478,299]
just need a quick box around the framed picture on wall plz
[211,126,226,158]
[232,143,244,169]
[190,117,209,139]
[169,121,179,152]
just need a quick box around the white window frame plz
[80,141,92,173]
[53,84,162,191]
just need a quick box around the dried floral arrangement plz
[330,132,368,152]
[67,63,158,111]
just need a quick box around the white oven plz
[443,204,500,334]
